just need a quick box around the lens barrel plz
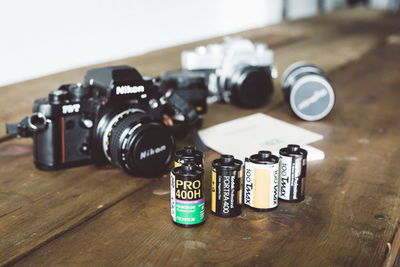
[227,66,274,108]
[103,111,175,177]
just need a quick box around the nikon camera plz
[180,37,277,108]
[5,66,202,177]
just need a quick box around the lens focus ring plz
[228,66,273,108]
[108,113,146,171]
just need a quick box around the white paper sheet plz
[199,113,324,161]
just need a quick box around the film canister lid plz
[248,150,279,164]
[175,146,203,164]
[279,144,308,158]
[212,154,242,170]
[281,61,335,121]
[172,163,204,177]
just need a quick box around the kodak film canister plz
[211,155,243,217]
[279,144,308,202]
[174,146,203,168]
[244,151,279,211]
[170,164,205,227]
[281,61,335,121]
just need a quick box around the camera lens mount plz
[102,109,175,177]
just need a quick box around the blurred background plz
[0,0,398,87]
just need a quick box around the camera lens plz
[227,66,273,108]
[102,110,175,177]
[281,62,335,121]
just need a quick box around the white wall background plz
[286,0,319,19]
[0,0,395,87]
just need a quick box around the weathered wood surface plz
[0,8,399,266]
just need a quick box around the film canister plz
[170,164,205,227]
[174,146,203,168]
[211,155,243,217]
[244,151,279,211]
[281,61,335,121]
[279,144,308,202]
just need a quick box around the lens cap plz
[107,112,175,177]
[289,74,335,121]
[229,66,273,108]
[127,123,175,176]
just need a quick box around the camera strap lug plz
[6,113,48,138]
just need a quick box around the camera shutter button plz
[69,83,90,100]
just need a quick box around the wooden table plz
[1,9,400,267]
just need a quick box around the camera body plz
[9,66,178,177]
[181,37,277,108]
[160,70,208,116]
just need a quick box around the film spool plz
[281,61,335,121]
[170,164,205,227]
[279,144,308,202]
[174,146,203,168]
[211,155,243,217]
[244,151,279,211]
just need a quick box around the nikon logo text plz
[140,145,167,160]
[116,85,145,95]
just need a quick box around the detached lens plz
[103,110,175,177]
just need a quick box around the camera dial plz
[27,113,47,131]
[48,90,69,104]
[101,108,175,177]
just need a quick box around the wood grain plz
[17,38,400,266]
[13,37,400,267]
[0,8,399,266]
[0,138,156,265]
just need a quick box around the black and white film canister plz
[281,62,335,121]
[171,164,205,227]
[174,146,203,168]
[279,144,308,202]
[211,155,243,217]
[244,151,279,211]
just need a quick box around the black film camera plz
[160,70,208,131]
[6,66,202,177]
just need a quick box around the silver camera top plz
[181,37,274,72]
[181,37,276,108]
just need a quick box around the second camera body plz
[180,37,276,108]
